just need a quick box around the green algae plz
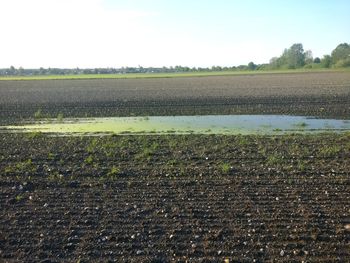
[3,115,350,135]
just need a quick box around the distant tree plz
[304,50,313,64]
[334,57,350,68]
[269,57,280,69]
[331,43,350,64]
[211,66,222,71]
[8,66,16,75]
[247,62,257,70]
[39,67,46,75]
[18,67,24,75]
[321,55,332,68]
[313,57,321,63]
[237,65,248,70]
[286,43,305,69]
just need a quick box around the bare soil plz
[0,133,349,262]
[0,72,350,124]
[1,72,350,262]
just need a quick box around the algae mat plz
[3,115,350,135]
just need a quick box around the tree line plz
[1,43,349,76]
[266,42,350,70]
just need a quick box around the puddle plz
[2,115,350,135]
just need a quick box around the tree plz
[304,50,313,64]
[269,54,288,69]
[334,57,350,68]
[313,57,321,63]
[331,43,350,64]
[18,67,24,75]
[321,55,332,68]
[8,66,16,75]
[247,62,257,70]
[286,43,305,69]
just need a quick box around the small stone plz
[65,243,74,250]
[280,250,285,256]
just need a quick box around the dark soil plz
[1,72,350,262]
[1,72,350,124]
[1,133,350,262]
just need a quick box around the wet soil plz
[1,72,350,125]
[1,133,349,262]
[1,72,350,262]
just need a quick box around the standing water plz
[2,115,350,135]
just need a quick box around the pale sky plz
[1,0,349,68]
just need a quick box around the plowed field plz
[0,72,350,124]
[1,71,350,262]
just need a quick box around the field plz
[1,72,350,124]
[0,71,350,262]
[1,68,348,81]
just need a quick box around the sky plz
[0,0,349,68]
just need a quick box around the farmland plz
[0,71,350,262]
[1,71,350,124]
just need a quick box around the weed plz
[84,155,94,165]
[26,131,43,139]
[168,139,177,150]
[178,163,186,176]
[34,109,43,119]
[136,141,159,161]
[86,138,99,153]
[57,113,64,122]
[166,159,177,167]
[236,136,249,146]
[47,152,55,160]
[266,154,283,166]
[15,194,24,202]
[107,166,120,179]
[5,159,36,175]
[297,161,306,172]
[220,163,231,174]
[294,122,308,128]
[319,145,341,157]
[48,171,63,181]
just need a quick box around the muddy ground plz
[0,72,350,262]
[0,72,350,124]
